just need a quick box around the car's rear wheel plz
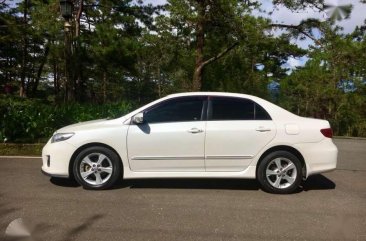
[73,146,121,190]
[257,151,302,194]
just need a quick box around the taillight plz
[320,128,333,138]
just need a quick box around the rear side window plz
[255,103,272,120]
[144,97,205,123]
[210,97,271,121]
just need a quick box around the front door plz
[127,96,207,172]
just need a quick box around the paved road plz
[0,139,365,241]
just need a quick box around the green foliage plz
[279,24,366,137]
[1,0,366,140]
[0,143,44,156]
[0,96,134,143]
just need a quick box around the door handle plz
[187,128,203,134]
[256,126,271,132]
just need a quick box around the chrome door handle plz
[256,127,271,132]
[187,128,203,133]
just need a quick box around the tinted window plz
[210,97,271,121]
[211,97,254,120]
[144,97,204,123]
[255,103,271,120]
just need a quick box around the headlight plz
[51,133,74,143]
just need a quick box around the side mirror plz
[132,112,144,124]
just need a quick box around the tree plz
[280,23,366,136]
[167,0,261,90]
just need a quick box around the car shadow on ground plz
[50,177,80,187]
[121,178,261,190]
[49,174,336,192]
[302,174,336,191]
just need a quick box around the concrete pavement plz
[0,139,365,241]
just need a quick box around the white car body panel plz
[127,121,206,171]
[42,92,338,180]
[204,120,276,171]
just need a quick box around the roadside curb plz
[334,136,366,140]
[0,143,44,156]
[0,156,41,159]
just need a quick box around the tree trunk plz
[32,43,50,95]
[103,71,107,103]
[75,0,84,100]
[192,65,203,91]
[157,65,162,98]
[75,0,83,38]
[53,61,59,95]
[193,41,239,91]
[64,24,74,102]
[5,57,9,83]
[19,0,28,97]
[191,1,239,91]
[192,1,205,91]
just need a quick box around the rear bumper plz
[41,169,69,178]
[294,138,338,178]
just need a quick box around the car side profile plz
[42,92,338,194]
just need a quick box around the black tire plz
[257,151,302,194]
[73,146,122,190]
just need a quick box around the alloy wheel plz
[79,153,113,186]
[265,157,297,189]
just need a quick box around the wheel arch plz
[68,142,124,179]
[256,145,306,178]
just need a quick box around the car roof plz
[167,92,255,99]
[121,91,298,122]
[166,92,298,120]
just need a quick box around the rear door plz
[205,96,276,171]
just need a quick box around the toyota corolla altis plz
[42,92,337,194]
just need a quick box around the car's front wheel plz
[257,151,302,194]
[73,146,121,190]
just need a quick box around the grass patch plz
[0,143,44,156]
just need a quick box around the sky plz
[144,0,366,70]
[258,0,366,70]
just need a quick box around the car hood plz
[56,119,110,133]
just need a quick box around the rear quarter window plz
[209,97,271,121]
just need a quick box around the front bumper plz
[294,138,338,178]
[41,140,77,178]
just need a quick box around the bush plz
[0,96,134,143]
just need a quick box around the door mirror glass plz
[132,112,144,124]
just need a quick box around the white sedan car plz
[42,92,337,193]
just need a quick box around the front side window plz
[210,97,271,121]
[144,97,205,124]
